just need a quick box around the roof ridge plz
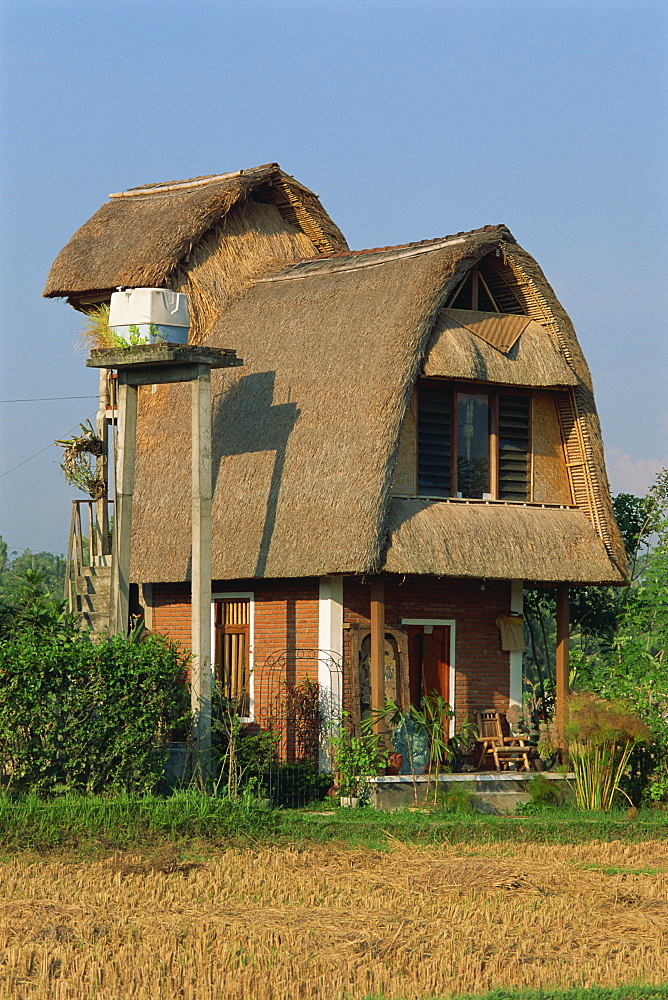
[258,225,512,282]
[298,224,510,263]
[110,163,279,199]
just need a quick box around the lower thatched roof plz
[382,499,626,584]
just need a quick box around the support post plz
[370,576,386,735]
[555,583,569,761]
[110,379,137,635]
[191,368,212,770]
[95,370,110,559]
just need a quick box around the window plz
[214,598,251,715]
[417,381,531,501]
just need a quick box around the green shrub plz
[0,629,189,795]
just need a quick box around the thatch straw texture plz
[383,499,625,584]
[43,164,347,301]
[129,224,624,586]
[131,230,507,582]
[498,243,627,574]
[424,310,578,387]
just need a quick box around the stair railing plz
[64,498,114,611]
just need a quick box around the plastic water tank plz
[109,288,189,344]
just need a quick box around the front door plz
[406,624,451,708]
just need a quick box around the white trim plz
[318,577,344,768]
[211,591,255,722]
[401,618,456,735]
[509,581,524,708]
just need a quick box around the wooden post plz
[370,576,386,735]
[555,583,569,761]
[110,378,137,635]
[191,368,212,767]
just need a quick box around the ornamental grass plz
[566,693,651,811]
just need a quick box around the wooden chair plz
[474,710,532,771]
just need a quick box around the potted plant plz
[330,715,387,806]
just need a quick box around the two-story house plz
[45,165,626,748]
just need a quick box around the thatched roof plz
[383,499,623,584]
[129,224,626,586]
[44,164,348,304]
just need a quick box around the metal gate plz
[253,648,345,807]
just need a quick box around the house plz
[45,164,626,751]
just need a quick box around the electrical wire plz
[0,396,98,403]
[0,412,98,479]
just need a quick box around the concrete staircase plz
[74,565,112,636]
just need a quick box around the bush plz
[0,629,189,794]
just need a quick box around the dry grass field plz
[1,839,667,1000]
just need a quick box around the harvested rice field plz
[1,839,667,1000]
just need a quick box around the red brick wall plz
[343,576,511,721]
[151,574,512,720]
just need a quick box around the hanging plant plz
[55,421,106,499]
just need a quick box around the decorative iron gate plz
[253,648,345,807]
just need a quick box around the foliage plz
[0,627,189,795]
[79,302,164,351]
[55,419,106,498]
[0,563,76,640]
[284,676,323,766]
[574,471,668,803]
[211,695,280,799]
[566,692,650,811]
[0,539,67,603]
[331,714,387,799]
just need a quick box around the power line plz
[0,395,98,403]
[0,412,98,479]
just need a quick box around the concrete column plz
[370,576,386,734]
[555,583,569,760]
[318,576,344,768]
[95,370,110,561]
[509,579,524,708]
[110,379,137,635]
[191,369,212,764]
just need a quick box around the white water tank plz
[109,288,189,344]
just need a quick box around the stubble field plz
[2,838,667,1000]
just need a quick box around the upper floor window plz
[417,380,531,501]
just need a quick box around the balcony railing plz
[64,498,114,611]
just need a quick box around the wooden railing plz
[64,498,114,611]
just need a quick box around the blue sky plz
[1,0,666,555]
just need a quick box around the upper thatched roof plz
[129,224,626,586]
[44,163,348,302]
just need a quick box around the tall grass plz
[1,792,667,855]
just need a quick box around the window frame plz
[211,591,255,722]
[416,380,533,502]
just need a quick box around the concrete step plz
[73,565,113,636]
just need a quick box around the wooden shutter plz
[498,394,530,500]
[417,382,452,497]
[214,599,250,715]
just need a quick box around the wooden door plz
[406,625,450,707]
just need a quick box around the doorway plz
[402,618,455,732]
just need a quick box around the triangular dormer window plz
[448,254,526,315]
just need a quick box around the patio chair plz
[474,710,532,771]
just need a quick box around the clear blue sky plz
[1,0,666,556]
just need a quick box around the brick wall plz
[151,574,513,722]
[343,575,511,721]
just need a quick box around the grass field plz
[1,796,667,1000]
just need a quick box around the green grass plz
[1,792,667,856]
[360,988,668,1000]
